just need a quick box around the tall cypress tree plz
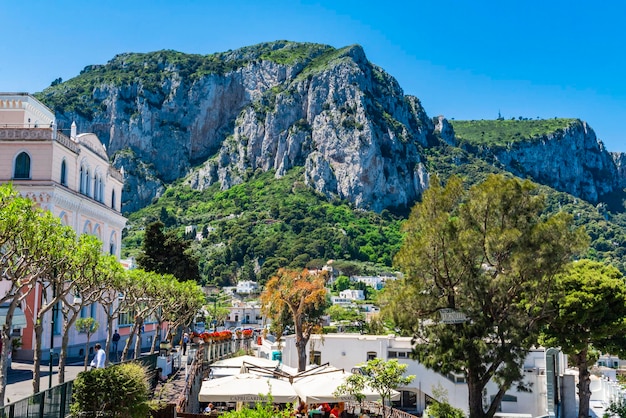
[136,221,200,282]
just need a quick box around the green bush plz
[70,362,151,417]
[220,395,293,418]
[423,401,465,418]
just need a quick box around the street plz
[4,361,85,405]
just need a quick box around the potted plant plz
[11,337,22,355]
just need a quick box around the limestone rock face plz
[40,42,624,213]
[49,42,433,212]
[487,121,622,203]
[188,45,432,212]
[612,152,626,189]
[433,115,456,146]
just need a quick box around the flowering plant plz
[242,329,253,338]
[218,330,232,341]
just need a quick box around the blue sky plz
[2,1,624,151]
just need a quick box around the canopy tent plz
[198,373,299,403]
[0,304,27,329]
[291,367,400,404]
[210,354,282,378]
[211,355,280,370]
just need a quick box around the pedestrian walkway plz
[4,361,85,405]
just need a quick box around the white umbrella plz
[292,368,400,404]
[211,354,280,370]
[198,373,299,403]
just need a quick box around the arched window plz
[60,160,67,186]
[13,152,31,179]
[110,231,118,256]
[85,169,91,196]
[93,174,100,201]
[111,189,116,210]
[98,177,104,202]
[79,166,85,194]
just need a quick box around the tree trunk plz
[134,319,144,360]
[575,350,592,418]
[59,311,79,383]
[150,320,162,354]
[32,322,43,394]
[0,324,12,407]
[294,316,308,372]
[467,372,486,418]
[83,337,91,371]
[58,331,69,385]
[105,315,114,365]
[120,324,138,362]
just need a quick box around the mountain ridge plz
[34,40,625,213]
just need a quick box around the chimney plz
[70,121,77,140]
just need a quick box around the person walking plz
[90,343,106,369]
[112,330,121,362]
[182,332,189,355]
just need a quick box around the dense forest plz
[122,168,404,286]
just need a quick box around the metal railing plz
[0,380,73,418]
[0,354,158,418]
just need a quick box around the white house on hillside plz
[236,281,259,295]
[351,275,395,290]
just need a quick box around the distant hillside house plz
[351,275,396,290]
[236,280,259,294]
[339,289,365,301]
[0,92,128,361]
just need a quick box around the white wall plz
[279,334,555,416]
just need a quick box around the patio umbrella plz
[210,354,282,378]
[211,354,281,370]
[291,368,400,404]
[198,373,299,403]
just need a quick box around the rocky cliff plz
[462,120,624,204]
[35,41,625,213]
[38,42,433,213]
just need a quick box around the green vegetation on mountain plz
[451,118,578,148]
[122,168,403,286]
[259,42,333,65]
[35,41,334,119]
[295,45,356,81]
[121,142,626,286]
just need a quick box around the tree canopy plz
[260,268,328,371]
[136,220,200,282]
[384,173,588,418]
[540,259,626,418]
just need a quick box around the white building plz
[236,281,259,295]
[351,275,395,290]
[338,289,365,301]
[225,301,263,328]
[0,92,127,361]
[276,334,576,417]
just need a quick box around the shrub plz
[70,362,151,417]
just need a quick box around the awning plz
[292,366,400,403]
[198,373,299,403]
[0,304,27,329]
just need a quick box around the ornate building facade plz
[0,92,127,360]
